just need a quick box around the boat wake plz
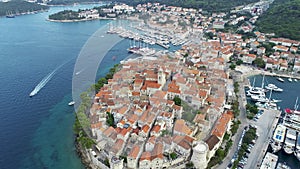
[29,60,71,97]
[75,68,85,75]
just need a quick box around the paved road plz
[215,72,249,169]
[245,109,280,169]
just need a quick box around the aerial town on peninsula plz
[73,1,300,169]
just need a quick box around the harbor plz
[246,74,300,169]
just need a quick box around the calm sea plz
[249,75,300,169]
[0,4,181,169]
[0,4,123,169]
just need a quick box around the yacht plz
[288,77,293,82]
[277,77,284,82]
[283,129,297,154]
[295,79,298,82]
[265,84,283,92]
[251,94,268,102]
[68,101,75,106]
[271,124,286,153]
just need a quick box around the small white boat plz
[295,79,298,82]
[277,77,284,82]
[288,78,292,82]
[276,162,291,169]
[68,101,75,106]
[265,84,283,92]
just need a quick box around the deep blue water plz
[0,4,181,169]
[0,4,122,169]
[249,75,300,169]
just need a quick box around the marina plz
[247,74,300,169]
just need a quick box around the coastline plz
[47,2,106,7]
[0,8,48,18]
[236,65,300,80]
[47,17,116,23]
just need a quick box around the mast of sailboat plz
[261,74,265,89]
[295,97,299,110]
[268,88,273,101]
[252,77,256,88]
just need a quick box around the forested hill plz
[115,0,259,12]
[47,0,259,12]
[47,0,100,5]
[0,0,49,16]
[256,0,300,41]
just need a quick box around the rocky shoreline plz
[75,138,98,169]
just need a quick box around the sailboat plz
[6,11,15,18]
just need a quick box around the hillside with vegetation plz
[256,0,300,41]
[49,10,83,20]
[47,0,100,5]
[46,0,259,12]
[115,0,259,12]
[0,0,48,16]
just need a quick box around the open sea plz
[249,75,300,169]
[0,4,181,169]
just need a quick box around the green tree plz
[229,63,236,70]
[253,58,265,68]
[173,96,181,106]
[170,152,177,160]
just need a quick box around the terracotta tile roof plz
[128,145,140,158]
[173,135,193,150]
[172,105,181,110]
[91,122,102,129]
[211,112,233,138]
[140,152,152,161]
[146,82,161,89]
[111,139,124,153]
[103,127,115,137]
[152,142,164,159]
[142,124,150,133]
[174,119,192,135]
[159,111,172,118]
[132,91,140,96]
[151,125,161,133]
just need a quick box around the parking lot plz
[243,109,280,169]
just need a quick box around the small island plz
[48,4,135,22]
[48,10,87,22]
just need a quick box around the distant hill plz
[0,0,49,16]
[47,0,100,5]
[47,0,259,12]
[115,0,259,12]
[256,0,300,41]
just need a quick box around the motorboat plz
[271,124,286,153]
[277,77,284,82]
[68,101,75,106]
[265,84,283,92]
[288,77,293,82]
[283,129,297,154]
